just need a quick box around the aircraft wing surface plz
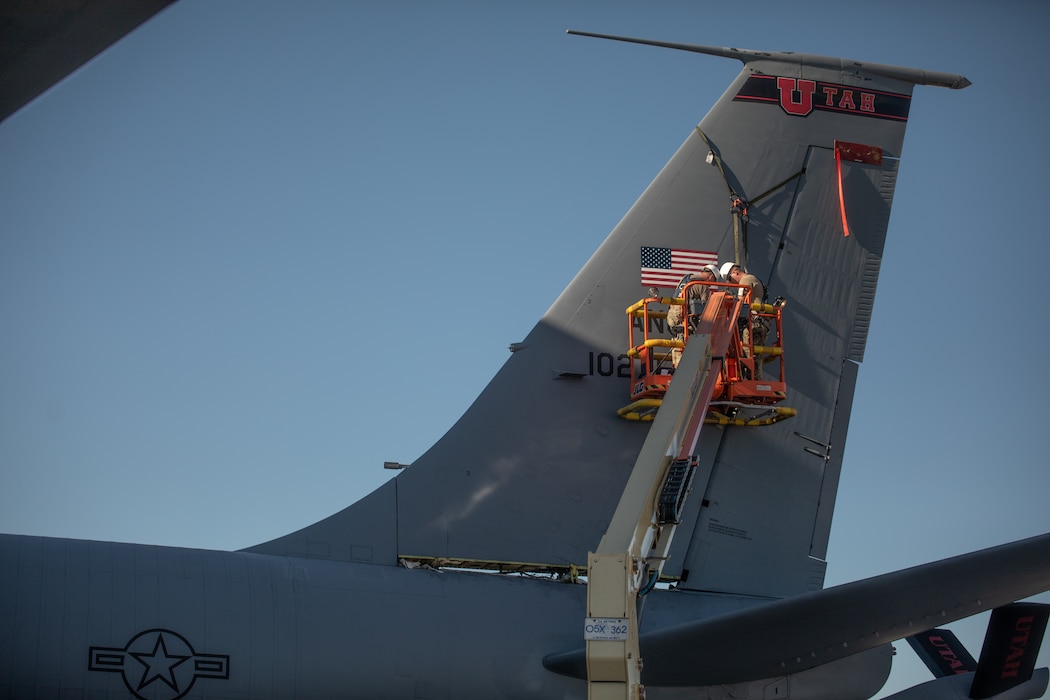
[0,0,177,124]
[545,532,1050,686]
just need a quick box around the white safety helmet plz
[702,264,723,281]
[719,262,741,279]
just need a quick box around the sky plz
[1,0,1049,697]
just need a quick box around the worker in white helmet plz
[701,263,723,285]
[665,265,720,368]
[719,262,767,379]
[717,263,755,299]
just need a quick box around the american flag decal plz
[640,246,718,288]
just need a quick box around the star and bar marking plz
[89,628,229,700]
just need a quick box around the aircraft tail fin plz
[969,603,1050,699]
[885,603,1050,700]
[247,35,972,601]
[880,670,1049,700]
[908,628,979,678]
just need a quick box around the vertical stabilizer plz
[247,38,969,602]
[908,628,979,678]
[889,604,1050,700]
[971,604,1050,699]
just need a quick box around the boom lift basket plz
[618,280,795,426]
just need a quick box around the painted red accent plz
[834,141,883,165]
[833,140,885,237]
[835,145,850,237]
[734,75,910,121]
[776,77,816,116]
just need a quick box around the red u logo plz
[777,77,816,116]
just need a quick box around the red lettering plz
[1002,652,1022,678]
[1011,630,1032,649]
[822,86,838,106]
[860,92,875,112]
[999,617,1036,679]
[930,636,966,673]
[838,90,856,110]
[777,77,816,116]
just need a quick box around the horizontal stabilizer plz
[908,628,978,678]
[544,533,1050,686]
[970,603,1050,699]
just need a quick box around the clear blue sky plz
[1,1,1048,697]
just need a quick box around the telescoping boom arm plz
[585,291,741,700]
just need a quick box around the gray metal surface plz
[7,532,1048,697]
[0,533,890,699]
